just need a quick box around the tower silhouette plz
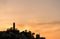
[13,22,15,30]
[0,22,46,39]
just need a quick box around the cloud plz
[26,21,60,34]
[36,21,60,25]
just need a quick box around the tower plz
[13,22,15,30]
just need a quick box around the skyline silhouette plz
[0,0,60,39]
[0,22,45,39]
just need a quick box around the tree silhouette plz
[0,23,46,39]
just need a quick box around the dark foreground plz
[0,23,45,39]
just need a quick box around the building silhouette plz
[13,22,15,30]
[0,22,46,39]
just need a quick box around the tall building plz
[0,22,46,39]
[13,22,15,30]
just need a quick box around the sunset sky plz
[0,0,60,39]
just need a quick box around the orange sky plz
[0,0,60,39]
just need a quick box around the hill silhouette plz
[0,22,45,39]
